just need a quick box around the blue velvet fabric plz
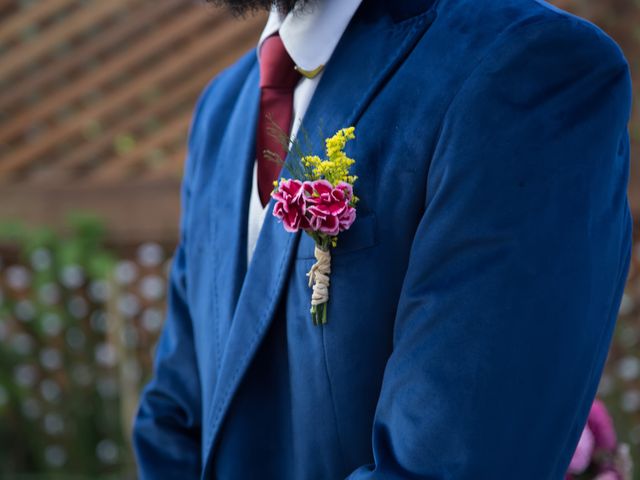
[132,0,633,478]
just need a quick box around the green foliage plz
[0,214,129,477]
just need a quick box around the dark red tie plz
[256,33,301,206]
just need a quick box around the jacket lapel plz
[210,64,260,344]
[202,0,439,473]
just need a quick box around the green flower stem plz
[308,236,332,326]
[311,302,328,326]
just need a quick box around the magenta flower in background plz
[566,400,632,480]
[594,471,621,480]
[588,400,617,453]
[569,425,595,474]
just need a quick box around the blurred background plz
[0,0,637,478]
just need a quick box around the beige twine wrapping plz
[307,246,331,306]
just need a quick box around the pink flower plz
[595,471,621,480]
[272,179,357,236]
[569,425,595,474]
[306,180,356,236]
[567,400,624,479]
[588,400,617,453]
[272,179,310,233]
[334,182,357,230]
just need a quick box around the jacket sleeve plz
[132,82,213,479]
[347,16,632,480]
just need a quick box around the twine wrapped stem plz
[307,245,331,325]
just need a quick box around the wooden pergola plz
[0,0,265,244]
[0,0,638,245]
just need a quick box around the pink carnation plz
[306,180,356,236]
[272,179,310,233]
[272,179,356,236]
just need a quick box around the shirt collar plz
[257,0,363,74]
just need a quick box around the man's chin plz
[206,0,304,16]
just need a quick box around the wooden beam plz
[144,147,187,182]
[0,0,183,113]
[0,0,78,45]
[51,68,210,174]
[0,0,140,80]
[0,180,182,244]
[0,6,225,146]
[87,111,192,182]
[0,14,250,179]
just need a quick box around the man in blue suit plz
[132,0,633,478]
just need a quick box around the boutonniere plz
[268,126,358,326]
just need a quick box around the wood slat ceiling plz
[0,0,264,186]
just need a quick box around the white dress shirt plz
[247,0,364,263]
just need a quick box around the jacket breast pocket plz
[295,212,379,260]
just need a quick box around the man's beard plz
[206,0,310,16]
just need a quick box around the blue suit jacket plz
[133,0,633,478]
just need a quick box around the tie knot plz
[259,34,301,90]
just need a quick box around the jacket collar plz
[257,0,364,74]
